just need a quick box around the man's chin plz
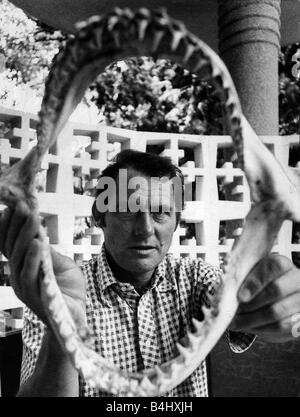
[122,257,160,274]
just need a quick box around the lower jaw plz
[130,248,156,256]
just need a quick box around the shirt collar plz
[97,245,119,293]
[96,244,177,294]
[152,255,177,292]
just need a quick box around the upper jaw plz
[130,245,157,249]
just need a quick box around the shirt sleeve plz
[20,306,45,386]
[194,260,256,353]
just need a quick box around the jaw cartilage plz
[0,7,299,396]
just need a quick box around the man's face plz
[101,168,177,275]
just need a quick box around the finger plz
[50,246,73,273]
[237,314,300,343]
[5,201,30,258]
[51,247,85,301]
[233,291,300,331]
[10,212,40,278]
[238,268,300,312]
[20,238,50,325]
[0,206,14,256]
[238,254,294,303]
[14,238,42,302]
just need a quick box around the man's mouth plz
[130,245,156,250]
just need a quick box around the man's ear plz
[92,201,105,228]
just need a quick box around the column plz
[218,0,281,135]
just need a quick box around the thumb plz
[50,246,76,274]
[238,254,294,303]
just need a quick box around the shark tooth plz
[65,336,78,354]
[107,15,119,32]
[58,320,75,339]
[202,305,213,321]
[222,76,231,90]
[171,30,185,51]
[137,7,151,18]
[111,6,124,16]
[176,342,192,363]
[226,95,236,108]
[186,330,200,350]
[212,66,222,79]
[87,15,102,25]
[191,317,205,334]
[111,29,121,48]
[93,26,104,49]
[170,360,184,376]
[122,8,134,20]
[192,58,210,75]
[155,364,168,380]
[152,30,165,53]
[140,376,157,393]
[137,19,149,41]
[129,378,139,393]
[75,20,88,31]
[183,43,196,63]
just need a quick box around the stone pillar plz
[218,0,281,135]
[210,0,300,398]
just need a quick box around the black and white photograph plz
[0,0,300,401]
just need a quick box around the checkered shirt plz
[20,245,255,397]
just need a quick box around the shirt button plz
[145,339,152,347]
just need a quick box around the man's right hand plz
[0,201,86,329]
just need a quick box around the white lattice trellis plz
[0,105,300,308]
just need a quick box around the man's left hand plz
[231,254,300,343]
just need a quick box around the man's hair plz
[92,149,184,227]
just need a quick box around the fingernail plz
[238,288,251,303]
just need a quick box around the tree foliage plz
[279,43,300,136]
[89,57,224,135]
[0,0,299,137]
[0,0,65,101]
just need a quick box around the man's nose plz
[133,212,154,237]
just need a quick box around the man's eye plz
[152,211,170,220]
[114,212,137,219]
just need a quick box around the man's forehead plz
[118,168,174,202]
[126,168,172,184]
[95,166,183,214]
[118,168,173,188]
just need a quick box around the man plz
[0,149,300,397]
